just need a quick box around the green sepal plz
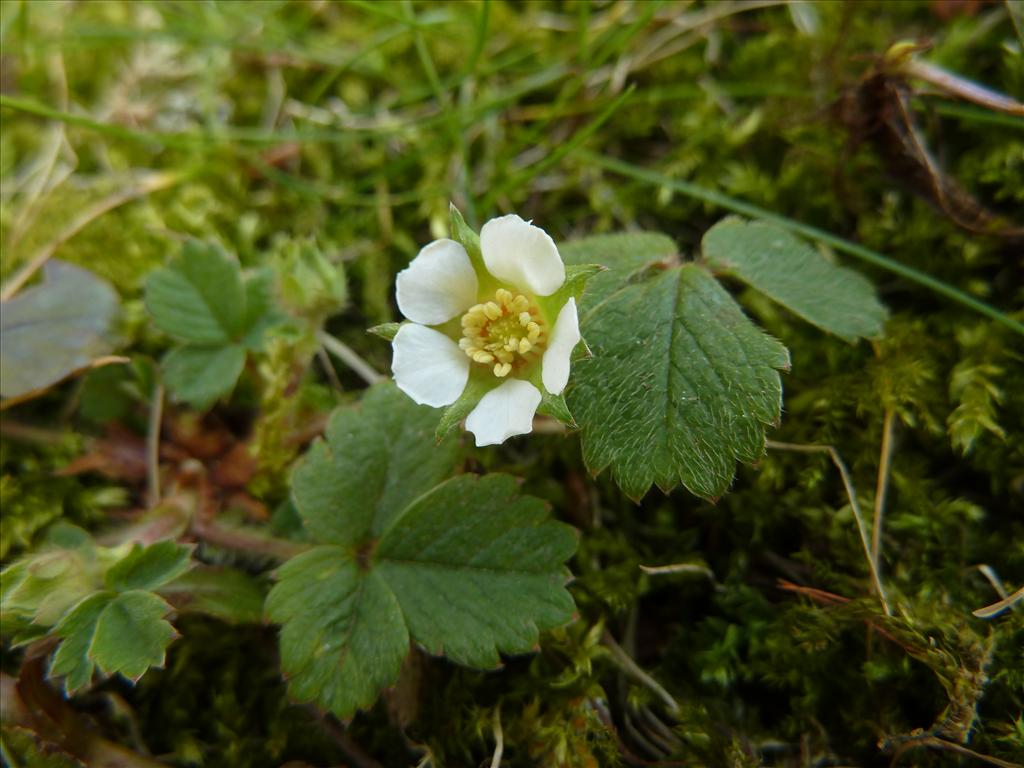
[537,390,576,428]
[449,203,488,278]
[562,264,605,299]
[435,375,492,442]
[368,322,401,341]
[536,265,605,322]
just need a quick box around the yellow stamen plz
[458,288,547,378]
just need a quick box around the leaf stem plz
[871,408,896,576]
[318,331,385,385]
[765,439,892,617]
[190,520,308,560]
[578,151,1024,337]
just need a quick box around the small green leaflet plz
[144,240,276,408]
[702,217,887,342]
[105,541,192,592]
[162,344,247,410]
[0,260,119,399]
[269,383,578,719]
[564,229,791,501]
[50,590,178,694]
[145,240,247,345]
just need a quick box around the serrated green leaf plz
[275,387,579,719]
[265,547,408,719]
[569,264,790,500]
[162,344,246,409]
[702,217,888,342]
[560,232,678,309]
[376,474,577,668]
[144,240,246,345]
[291,383,460,546]
[0,260,119,399]
[89,590,177,682]
[50,592,113,694]
[105,541,192,592]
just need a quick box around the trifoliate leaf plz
[569,264,790,500]
[144,240,246,345]
[273,385,578,719]
[0,260,119,399]
[162,344,246,409]
[291,382,460,546]
[560,232,678,309]
[89,590,178,681]
[50,590,177,692]
[265,548,409,719]
[104,541,192,592]
[376,474,577,668]
[702,217,887,342]
[50,592,113,694]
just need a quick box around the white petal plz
[392,324,469,407]
[480,214,565,296]
[541,298,579,395]
[396,239,478,325]
[465,378,542,447]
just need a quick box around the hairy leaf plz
[702,217,887,342]
[0,260,118,398]
[561,232,678,309]
[291,382,460,546]
[569,264,790,500]
[376,474,577,668]
[265,548,409,720]
[273,385,578,719]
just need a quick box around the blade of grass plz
[402,0,478,227]
[580,151,1024,336]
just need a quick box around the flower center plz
[459,289,546,378]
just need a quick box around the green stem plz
[579,151,1024,336]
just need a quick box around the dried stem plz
[766,439,892,617]
[489,704,504,768]
[146,383,164,509]
[601,628,680,714]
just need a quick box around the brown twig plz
[146,383,164,509]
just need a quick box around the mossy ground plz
[2,1,1022,766]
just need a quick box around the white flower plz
[391,214,581,446]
